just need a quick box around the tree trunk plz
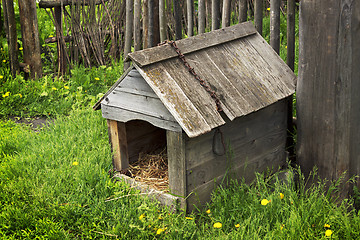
[222,0,231,28]
[297,0,360,196]
[3,0,19,77]
[239,0,247,22]
[198,0,206,33]
[211,0,220,30]
[270,0,280,54]
[18,0,42,78]
[254,0,263,35]
[134,0,142,50]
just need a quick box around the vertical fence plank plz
[54,6,67,75]
[148,0,154,47]
[187,0,194,36]
[239,0,247,22]
[222,0,231,28]
[198,0,206,33]
[173,0,182,39]
[287,0,295,71]
[124,0,134,70]
[143,0,149,48]
[254,0,263,35]
[159,0,167,41]
[270,0,280,54]
[134,0,142,50]
[212,0,220,30]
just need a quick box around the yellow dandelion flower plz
[2,92,10,98]
[279,192,284,199]
[324,224,330,228]
[158,216,163,220]
[285,46,288,49]
[235,223,240,228]
[213,222,222,229]
[156,227,166,235]
[291,201,293,204]
[95,77,100,81]
[2,60,6,63]
[139,214,145,221]
[64,86,69,89]
[18,93,22,98]
[206,209,211,214]
[261,199,270,206]
[72,161,79,166]
[49,35,54,38]
[19,47,23,51]
[325,229,333,237]
[0,75,3,79]
[52,87,57,90]
[185,217,193,220]
[280,224,285,230]
[267,7,270,11]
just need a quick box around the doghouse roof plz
[94,22,296,138]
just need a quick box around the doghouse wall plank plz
[185,100,287,209]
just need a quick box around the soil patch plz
[10,116,53,131]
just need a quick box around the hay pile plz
[129,148,169,191]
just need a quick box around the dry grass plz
[128,148,169,191]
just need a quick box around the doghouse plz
[94,22,296,211]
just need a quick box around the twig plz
[92,230,119,238]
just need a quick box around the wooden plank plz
[211,0,220,30]
[254,0,263,35]
[298,0,360,195]
[124,0,134,70]
[167,131,187,209]
[108,120,129,171]
[239,0,247,22]
[114,172,186,212]
[135,64,214,138]
[286,0,295,71]
[186,100,287,169]
[186,130,286,192]
[270,0,280,54]
[102,104,182,132]
[133,0,142,51]
[245,34,297,92]
[128,21,257,67]
[186,146,285,211]
[160,59,226,128]
[93,66,134,110]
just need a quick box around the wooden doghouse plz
[94,22,296,211]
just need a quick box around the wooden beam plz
[211,0,220,30]
[167,131,187,206]
[254,0,263,35]
[128,21,257,67]
[107,120,129,171]
[239,0,247,22]
[124,0,134,70]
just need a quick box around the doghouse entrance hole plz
[125,120,168,191]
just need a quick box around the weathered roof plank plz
[128,21,257,67]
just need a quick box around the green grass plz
[1,114,360,239]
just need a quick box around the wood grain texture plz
[186,146,285,211]
[108,120,129,171]
[128,21,257,67]
[270,0,280,54]
[167,131,187,206]
[297,0,360,193]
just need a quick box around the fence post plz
[270,0,280,54]
[239,0,247,22]
[297,0,360,196]
[212,0,220,30]
[254,0,263,35]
